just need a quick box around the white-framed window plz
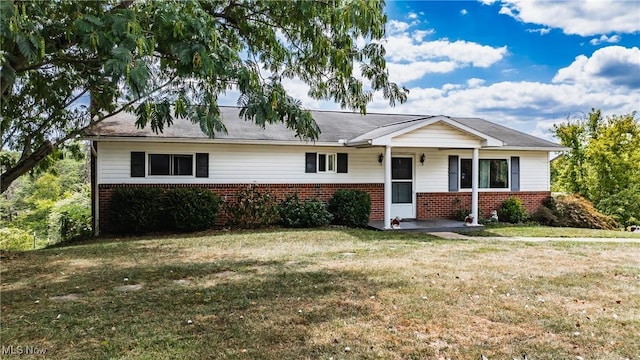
[148,154,194,176]
[460,158,509,189]
[317,153,336,173]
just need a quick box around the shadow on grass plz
[2,255,407,359]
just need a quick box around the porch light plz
[378,153,384,165]
[420,153,426,165]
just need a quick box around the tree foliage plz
[552,109,640,226]
[1,0,407,192]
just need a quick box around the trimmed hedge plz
[165,188,221,232]
[110,188,165,234]
[328,189,371,227]
[109,187,221,234]
[278,194,332,228]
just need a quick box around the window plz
[318,153,336,172]
[460,159,509,189]
[305,152,348,173]
[148,154,193,176]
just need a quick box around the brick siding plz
[416,191,550,220]
[98,183,384,233]
[98,183,549,233]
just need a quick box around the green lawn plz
[466,224,640,238]
[1,228,639,359]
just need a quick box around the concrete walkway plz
[428,232,640,243]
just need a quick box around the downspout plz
[90,141,99,236]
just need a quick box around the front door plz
[391,156,415,219]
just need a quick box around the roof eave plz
[482,146,569,151]
[84,136,345,147]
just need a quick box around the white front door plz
[390,156,415,219]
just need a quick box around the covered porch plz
[347,116,504,230]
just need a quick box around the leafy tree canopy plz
[552,109,640,226]
[1,0,407,192]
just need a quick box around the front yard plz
[1,229,638,359]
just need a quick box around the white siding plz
[392,121,482,148]
[414,149,550,192]
[97,142,550,191]
[97,141,384,184]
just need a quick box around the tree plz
[1,0,407,193]
[552,109,640,226]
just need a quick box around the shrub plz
[554,194,619,230]
[278,194,332,228]
[109,187,165,234]
[597,185,640,228]
[0,227,34,251]
[530,205,559,226]
[497,197,527,224]
[224,185,278,228]
[165,188,221,232]
[328,189,371,227]
[49,189,92,244]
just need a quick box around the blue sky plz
[254,0,640,141]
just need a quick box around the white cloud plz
[466,78,486,88]
[553,46,640,89]
[387,61,459,83]
[380,21,508,84]
[407,12,418,19]
[460,9,468,15]
[589,34,622,45]
[387,20,411,34]
[386,37,507,67]
[412,29,435,42]
[526,27,550,35]
[495,0,640,36]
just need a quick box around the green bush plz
[554,194,619,230]
[224,185,278,228]
[165,188,221,232]
[497,197,527,224]
[49,189,92,244]
[597,185,640,228]
[278,194,333,228]
[328,189,371,227]
[109,187,165,234]
[530,205,558,226]
[0,227,34,251]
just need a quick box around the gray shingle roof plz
[86,106,562,149]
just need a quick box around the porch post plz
[384,145,392,229]
[471,147,479,226]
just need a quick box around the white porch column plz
[383,145,392,229]
[471,147,479,226]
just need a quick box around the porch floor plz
[367,219,483,233]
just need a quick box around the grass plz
[1,228,639,359]
[465,223,640,238]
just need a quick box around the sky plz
[223,0,640,142]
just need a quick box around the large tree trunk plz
[0,141,55,193]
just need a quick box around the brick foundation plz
[417,191,550,220]
[98,183,384,233]
[98,183,549,233]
